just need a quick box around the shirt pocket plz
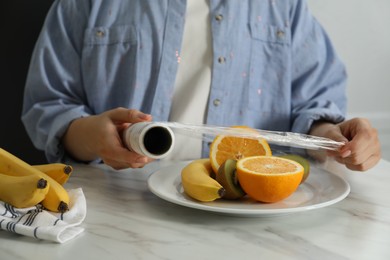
[246,23,292,130]
[81,25,138,111]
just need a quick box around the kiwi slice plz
[216,159,246,199]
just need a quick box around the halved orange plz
[236,156,304,203]
[209,126,272,174]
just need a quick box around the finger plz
[315,125,349,157]
[344,154,381,171]
[342,128,380,164]
[335,130,374,160]
[104,159,149,170]
[340,133,369,155]
[321,123,349,143]
[106,107,152,124]
[103,159,131,170]
[335,142,381,171]
[342,140,381,166]
[104,146,154,168]
[103,156,153,170]
[339,118,378,153]
[326,149,347,158]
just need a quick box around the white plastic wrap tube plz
[122,122,175,159]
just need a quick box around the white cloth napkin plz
[0,188,86,243]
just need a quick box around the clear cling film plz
[160,122,345,151]
[122,122,345,159]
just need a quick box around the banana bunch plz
[181,158,225,202]
[0,148,73,212]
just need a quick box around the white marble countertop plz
[1,158,390,260]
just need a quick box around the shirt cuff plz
[292,108,345,135]
[45,108,90,163]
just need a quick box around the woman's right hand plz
[62,107,154,170]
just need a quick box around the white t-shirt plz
[165,0,212,161]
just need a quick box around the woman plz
[22,0,381,170]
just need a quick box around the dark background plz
[1,1,54,164]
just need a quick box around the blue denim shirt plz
[22,0,347,162]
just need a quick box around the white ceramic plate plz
[147,161,350,217]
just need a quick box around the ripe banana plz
[32,163,73,185]
[0,148,69,212]
[0,173,49,208]
[181,158,225,202]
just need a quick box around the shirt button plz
[276,30,285,38]
[96,30,105,37]
[215,14,223,21]
[213,99,221,106]
[218,56,226,64]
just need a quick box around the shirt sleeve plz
[22,0,91,163]
[289,0,347,134]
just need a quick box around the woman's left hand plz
[309,118,381,171]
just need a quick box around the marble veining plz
[1,158,390,260]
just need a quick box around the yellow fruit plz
[236,156,304,203]
[33,163,73,185]
[0,148,69,212]
[0,173,49,208]
[209,126,272,174]
[181,158,225,202]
